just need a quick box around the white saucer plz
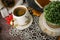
[39,14,60,36]
[10,14,33,30]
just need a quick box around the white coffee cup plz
[12,5,31,26]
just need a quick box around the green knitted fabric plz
[44,1,60,25]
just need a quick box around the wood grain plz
[57,36,60,40]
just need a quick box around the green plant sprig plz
[44,1,60,25]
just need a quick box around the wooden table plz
[57,36,60,40]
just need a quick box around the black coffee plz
[1,0,15,8]
[13,7,26,16]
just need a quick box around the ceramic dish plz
[39,14,60,36]
[26,0,43,12]
[34,0,43,8]
[10,14,33,30]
